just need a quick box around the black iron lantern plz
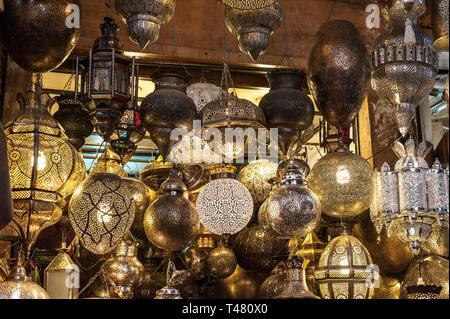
[83,17,133,141]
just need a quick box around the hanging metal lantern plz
[315,232,375,299]
[207,243,237,279]
[371,139,449,255]
[225,2,282,61]
[219,0,278,10]
[143,168,200,252]
[69,173,136,255]
[102,240,144,299]
[0,122,13,230]
[275,256,320,299]
[52,94,94,151]
[265,160,321,239]
[401,255,449,299]
[4,90,86,254]
[0,260,49,299]
[259,69,315,157]
[371,0,439,136]
[44,249,79,299]
[115,0,175,50]
[308,145,374,220]
[0,0,80,73]
[431,0,449,52]
[187,82,224,113]
[83,17,133,141]
[196,165,254,236]
[140,70,197,159]
[233,225,285,273]
[307,20,371,129]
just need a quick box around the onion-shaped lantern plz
[115,0,175,50]
[307,20,371,129]
[4,90,86,254]
[143,168,200,252]
[0,0,80,73]
[225,2,282,61]
[370,0,439,136]
[90,148,128,178]
[196,165,253,235]
[207,243,237,279]
[83,17,133,141]
[315,232,375,299]
[308,145,374,220]
[69,173,136,255]
[102,240,144,299]
[140,70,197,159]
[219,0,278,10]
[259,69,315,157]
[52,94,94,150]
[265,160,321,239]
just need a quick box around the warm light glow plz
[31,151,47,171]
[336,167,350,184]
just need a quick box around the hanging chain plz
[275,0,296,69]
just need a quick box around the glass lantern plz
[44,247,79,299]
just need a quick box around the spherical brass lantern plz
[140,71,197,159]
[237,159,278,210]
[207,244,237,279]
[115,0,175,50]
[371,0,439,136]
[196,167,254,235]
[225,2,282,61]
[4,90,87,254]
[401,255,449,299]
[233,225,285,273]
[143,168,200,252]
[265,160,321,239]
[0,0,80,73]
[0,262,49,299]
[308,146,374,219]
[315,233,375,299]
[307,20,371,129]
[69,173,136,255]
[219,0,279,10]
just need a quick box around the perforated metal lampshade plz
[218,0,278,10]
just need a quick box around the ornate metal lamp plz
[225,2,282,61]
[115,0,175,50]
[431,0,449,52]
[372,139,449,255]
[371,0,440,136]
[4,89,86,255]
[83,17,133,141]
